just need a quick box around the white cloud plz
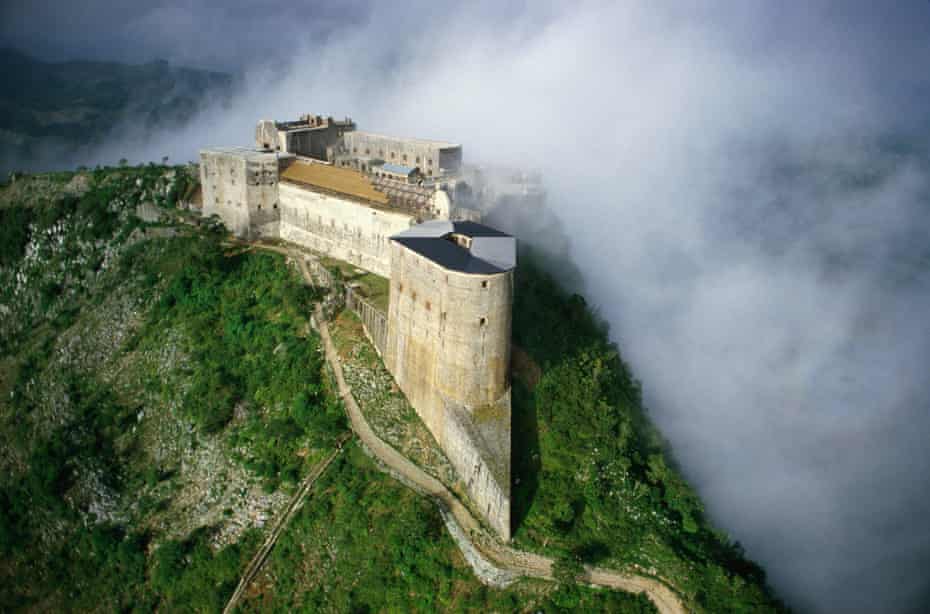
[35,2,930,611]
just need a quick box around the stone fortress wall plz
[384,235,513,540]
[200,115,513,541]
[338,131,462,178]
[277,181,414,278]
[200,147,288,238]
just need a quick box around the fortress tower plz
[384,221,515,540]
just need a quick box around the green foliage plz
[151,528,258,612]
[541,584,658,613]
[0,205,33,266]
[142,236,343,486]
[243,444,657,613]
[552,552,585,584]
[511,254,785,613]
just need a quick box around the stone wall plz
[384,239,513,540]
[200,144,512,540]
[278,181,415,277]
[200,148,286,239]
[342,131,462,177]
[442,400,511,540]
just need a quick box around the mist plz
[9,2,930,611]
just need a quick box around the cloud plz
[8,2,930,611]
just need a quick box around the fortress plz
[200,115,514,540]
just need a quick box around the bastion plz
[384,221,515,541]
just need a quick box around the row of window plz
[395,282,490,326]
[212,197,278,211]
[349,146,434,166]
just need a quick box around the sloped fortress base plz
[442,396,511,540]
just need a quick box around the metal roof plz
[280,161,389,205]
[391,220,516,274]
[379,162,417,175]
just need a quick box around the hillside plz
[0,167,783,612]
[0,48,233,173]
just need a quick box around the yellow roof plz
[281,162,389,206]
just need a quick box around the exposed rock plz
[135,201,164,223]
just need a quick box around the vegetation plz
[0,167,336,609]
[510,255,786,612]
[139,239,346,486]
[0,48,233,173]
[0,166,783,612]
[240,442,657,613]
[320,255,391,311]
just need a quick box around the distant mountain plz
[0,48,234,172]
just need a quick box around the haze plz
[3,2,930,612]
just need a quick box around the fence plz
[298,250,388,355]
[305,258,335,288]
[345,286,388,356]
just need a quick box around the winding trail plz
[237,242,688,614]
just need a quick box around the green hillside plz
[0,167,782,612]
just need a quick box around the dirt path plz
[252,243,688,614]
[223,433,350,614]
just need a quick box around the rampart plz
[346,286,388,356]
[278,180,415,278]
[340,131,462,177]
[383,221,515,540]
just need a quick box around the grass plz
[320,255,391,312]
[0,166,781,613]
[239,441,658,614]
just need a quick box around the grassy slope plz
[509,258,786,612]
[0,169,656,612]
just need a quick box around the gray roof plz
[379,162,417,175]
[391,220,516,274]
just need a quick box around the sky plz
[3,2,930,612]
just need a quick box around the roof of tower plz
[391,220,516,274]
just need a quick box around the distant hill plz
[0,48,234,173]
